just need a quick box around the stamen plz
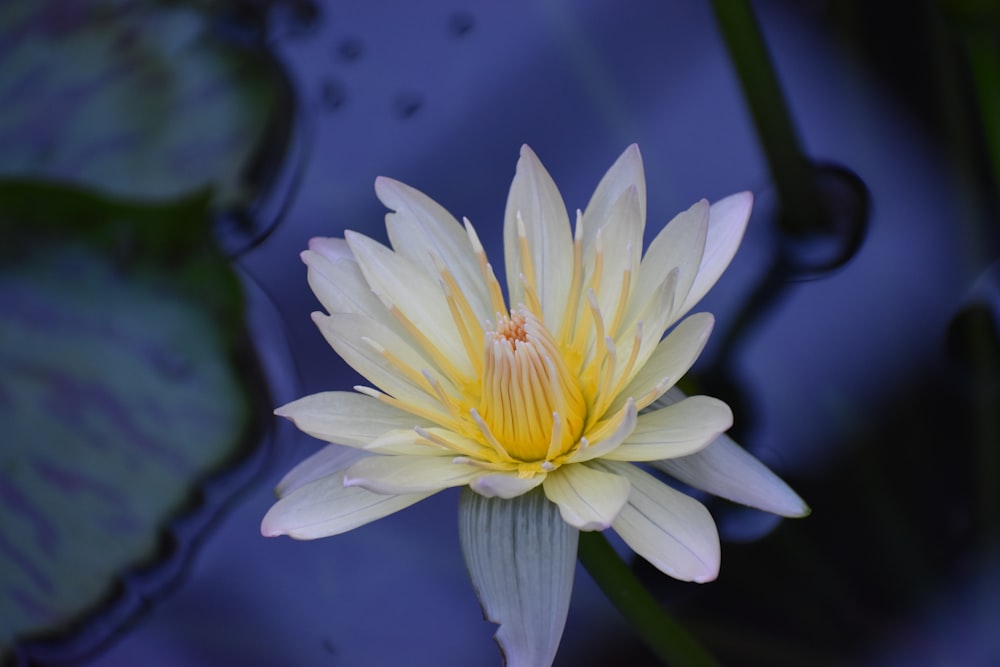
[451,456,514,472]
[435,256,485,378]
[516,212,539,303]
[464,217,508,317]
[589,320,645,426]
[421,369,464,421]
[579,289,607,396]
[354,385,464,432]
[468,408,513,461]
[557,210,585,344]
[544,411,563,460]
[479,309,586,462]
[386,302,473,385]
[605,260,632,338]
[520,273,543,318]
[413,426,486,457]
[361,336,442,398]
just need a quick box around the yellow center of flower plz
[479,309,585,462]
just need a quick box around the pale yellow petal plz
[261,471,434,539]
[599,460,720,582]
[503,145,573,328]
[542,463,630,530]
[611,312,715,413]
[275,390,431,447]
[346,231,474,380]
[378,176,492,322]
[627,199,708,328]
[676,192,753,320]
[312,312,456,425]
[470,473,546,499]
[581,144,646,246]
[604,395,732,461]
[275,445,367,497]
[344,454,482,494]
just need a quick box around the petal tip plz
[260,510,285,538]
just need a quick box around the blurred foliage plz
[0,183,260,658]
[0,0,283,206]
[0,0,286,659]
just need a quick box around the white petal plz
[346,231,473,378]
[676,191,753,319]
[628,199,708,329]
[261,471,433,539]
[365,428,451,456]
[581,144,646,242]
[308,236,353,262]
[275,391,431,447]
[542,463,631,531]
[612,266,678,382]
[614,312,715,413]
[377,176,492,322]
[568,398,638,463]
[587,186,644,338]
[605,395,733,462]
[343,454,481,494]
[312,312,452,423]
[302,239,409,339]
[275,445,368,497]
[651,432,810,518]
[459,488,577,667]
[599,460,720,583]
[470,472,545,499]
[503,145,573,328]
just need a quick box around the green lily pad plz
[0,0,283,206]
[0,183,260,657]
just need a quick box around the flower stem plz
[964,25,1000,202]
[709,0,826,236]
[577,531,720,667]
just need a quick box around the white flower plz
[262,145,808,666]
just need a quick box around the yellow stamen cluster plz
[479,310,585,462]
[362,204,646,476]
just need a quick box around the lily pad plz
[0,0,283,206]
[0,183,262,659]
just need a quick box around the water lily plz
[262,145,808,666]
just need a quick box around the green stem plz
[710,0,826,235]
[577,531,720,667]
[965,28,1000,201]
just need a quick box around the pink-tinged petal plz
[542,463,631,531]
[307,236,352,261]
[343,454,481,494]
[605,395,732,462]
[651,432,810,518]
[503,145,573,328]
[676,191,753,319]
[275,445,368,497]
[261,472,434,539]
[599,460,720,583]
[470,472,545,499]
[377,176,491,322]
[459,488,577,667]
[275,391,432,447]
